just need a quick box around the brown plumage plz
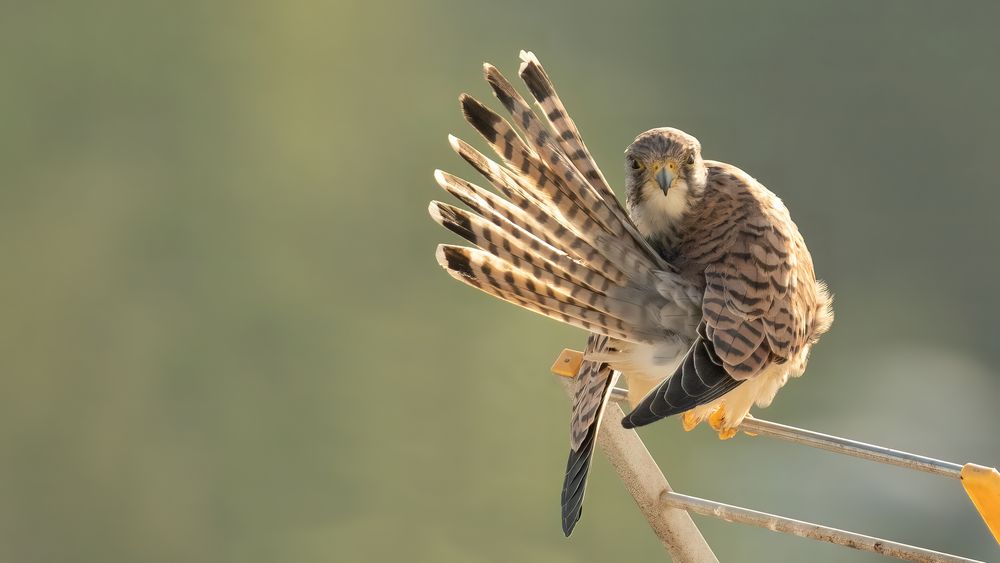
[429,51,833,536]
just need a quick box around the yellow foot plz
[707,405,726,432]
[682,411,701,432]
[707,405,738,440]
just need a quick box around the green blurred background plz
[3,1,999,562]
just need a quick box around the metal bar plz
[739,416,964,479]
[608,386,963,479]
[559,380,719,562]
[661,491,982,563]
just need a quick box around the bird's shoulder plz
[678,159,805,274]
[703,161,780,211]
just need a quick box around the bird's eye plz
[686,154,696,165]
[629,158,642,170]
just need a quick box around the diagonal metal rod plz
[661,491,983,563]
[608,387,963,479]
[560,380,719,562]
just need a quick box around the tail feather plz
[431,174,613,295]
[483,63,557,164]
[430,201,621,303]
[459,94,623,244]
[432,53,697,350]
[461,94,654,282]
[449,134,554,217]
[517,51,663,269]
[433,169,566,253]
[484,62,612,225]
[447,135,630,286]
[517,51,605,196]
[436,245,640,342]
[562,367,619,536]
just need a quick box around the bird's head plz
[624,128,708,232]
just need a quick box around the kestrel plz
[430,51,833,536]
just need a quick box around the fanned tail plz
[431,57,671,345]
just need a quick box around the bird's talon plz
[718,427,737,440]
[707,405,726,432]
[682,411,700,432]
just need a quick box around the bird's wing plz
[623,177,824,428]
[431,51,703,344]
[430,52,701,535]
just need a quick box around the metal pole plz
[738,417,963,479]
[556,356,998,554]
[661,492,983,563]
[561,380,719,562]
[608,386,963,479]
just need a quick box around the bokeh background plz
[3,1,999,562]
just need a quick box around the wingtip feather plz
[460,94,501,143]
[483,64,522,113]
[518,56,553,103]
[434,243,448,269]
[427,200,444,224]
[435,244,475,280]
[432,169,447,188]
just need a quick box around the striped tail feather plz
[434,243,644,340]
[433,170,569,266]
[446,137,631,287]
[435,245,635,342]
[433,172,621,295]
[460,93,622,236]
[459,95,627,253]
[455,98,658,294]
[429,200,615,299]
[562,365,618,536]
[516,51,661,266]
[562,331,621,536]
[431,53,684,346]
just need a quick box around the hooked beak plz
[654,166,674,195]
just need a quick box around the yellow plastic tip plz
[551,348,583,378]
[961,463,1000,545]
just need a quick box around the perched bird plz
[429,51,833,536]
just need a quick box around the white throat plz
[632,179,690,238]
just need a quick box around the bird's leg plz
[681,403,716,431]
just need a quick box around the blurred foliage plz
[2,1,999,562]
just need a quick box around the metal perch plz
[552,348,999,562]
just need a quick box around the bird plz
[429,51,833,537]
